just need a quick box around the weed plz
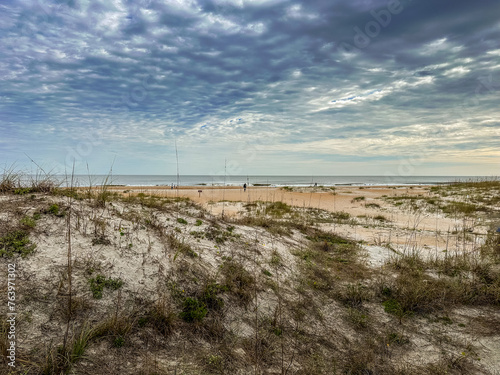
[265,201,292,217]
[351,196,366,203]
[205,354,224,373]
[0,230,36,257]
[338,283,371,308]
[168,233,198,258]
[91,236,112,246]
[113,336,125,348]
[20,215,37,228]
[331,211,351,221]
[177,217,188,224]
[386,331,409,346]
[200,282,226,311]
[46,203,65,217]
[221,260,255,305]
[180,297,207,322]
[195,219,203,226]
[262,269,272,277]
[203,224,239,244]
[270,250,282,267]
[346,308,368,329]
[88,275,124,299]
[70,324,98,362]
[144,302,177,336]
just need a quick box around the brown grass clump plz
[220,260,255,306]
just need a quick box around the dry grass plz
[0,171,499,374]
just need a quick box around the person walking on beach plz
[243,183,247,192]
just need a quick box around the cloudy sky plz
[1,0,499,176]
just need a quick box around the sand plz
[106,184,484,253]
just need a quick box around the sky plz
[1,0,499,176]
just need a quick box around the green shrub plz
[46,204,65,217]
[0,230,36,257]
[332,211,351,221]
[20,216,36,229]
[113,336,125,348]
[180,297,207,322]
[265,201,292,217]
[177,217,188,224]
[14,187,32,195]
[89,275,124,299]
[200,282,225,311]
[383,299,404,315]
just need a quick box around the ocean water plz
[53,175,492,187]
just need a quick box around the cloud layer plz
[1,0,499,175]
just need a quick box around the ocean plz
[52,175,493,188]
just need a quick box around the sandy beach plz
[106,184,483,253]
[1,177,499,374]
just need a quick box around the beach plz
[1,177,499,373]
[107,184,487,253]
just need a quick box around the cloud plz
[0,0,499,175]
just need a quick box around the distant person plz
[171,183,173,189]
[314,182,317,187]
[243,183,247,192]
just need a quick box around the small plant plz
[200,282,225,311]
[338,283,370,308]
[206,354,224,372]
[20,215,37,229]
[373,215,388,222]
[221,260,255,305]
[142,301,177,336]
[88,275,124,299]
[69,324,98,362]
[168,233,198,258]
[347,308,368,329]
[0,230,36,257]
[386,331,409,346]
[179,297,207,322]
[195,219,203,226]
[332,211,351,221]
[177,217,188,224]
[265,201,292,217]
[47,203,63,216]
[14,187,32,195]
[91,236,112,246]
[113,336,125,348]
[270,250,282,267]
[351,196,366,203]
[262,269,272,277]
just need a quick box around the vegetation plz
[0,230,36,257]
[0,170,498,374]
[88,275,124,299]
[179,297,208,322]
